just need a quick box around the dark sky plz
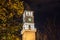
[23,0,60,40]
[23,0,60,29]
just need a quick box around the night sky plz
[23,0,60,40]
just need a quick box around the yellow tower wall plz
[21,30,36,40]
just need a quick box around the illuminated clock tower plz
[21,10,36,40]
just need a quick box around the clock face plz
[25,16,34,23]
[28,18,32,22]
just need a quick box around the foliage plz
[0,0,24,40]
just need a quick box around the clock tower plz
[21,10,36,40]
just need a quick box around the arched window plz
[29,25,31,30]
